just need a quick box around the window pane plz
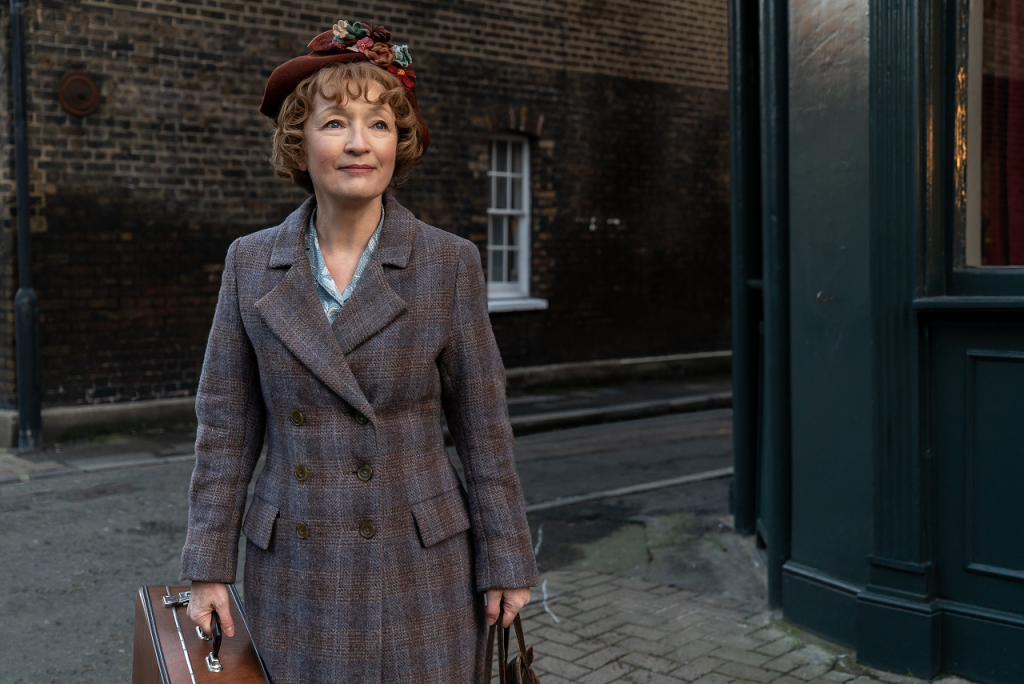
[490,215,505,246]
[507,249,519,282]
[490,248,505,283]
[511,141,523,173]
[511,177,523,210]
[980,0,1024,265]
[508,216,518,246]
[495,175,508,209]
[495,141,508,173]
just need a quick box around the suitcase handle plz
[205,611,224,673]
[187,599,225,673]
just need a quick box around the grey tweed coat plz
[179,194,538,684]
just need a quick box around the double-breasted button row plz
[293,521,376,541]
[294,464,373,483]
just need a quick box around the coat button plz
[295,522,310,539]
[289,410,304,426]
[359,521,376,539]
[294,464,309,481]
[354,412,369,425]
[357,464,374,482]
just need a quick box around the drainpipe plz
[11,0,42,450]
[759,0,790,608]
[729,0,763,536]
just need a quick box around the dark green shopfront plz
[728,0,1024,680]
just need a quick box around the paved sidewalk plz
[514,571,967,684]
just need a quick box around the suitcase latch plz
[162,591,191,607]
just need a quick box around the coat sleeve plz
[438,242,539,592]
[179,239,267,583]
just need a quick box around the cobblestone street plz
[514,571,967,684]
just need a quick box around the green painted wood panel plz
[786,0,874,590]
[930,318,1024,615]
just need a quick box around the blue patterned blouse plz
[304,205,385,324]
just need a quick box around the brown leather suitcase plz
[132,585,272,684]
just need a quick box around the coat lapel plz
[331,194,415,355]
[254,197,376,422]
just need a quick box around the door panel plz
[965,351,1024,582]
[932,321,1024,615]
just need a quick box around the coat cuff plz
[179,546,238,584]
[476,538,540,591]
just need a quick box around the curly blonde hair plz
[270,61,424,193]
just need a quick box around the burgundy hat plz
[260,20,430,153]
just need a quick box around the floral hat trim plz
[307,20,416,90]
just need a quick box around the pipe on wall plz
[11,0,42,449]
[729,0,763,536]
[758,0,791,608]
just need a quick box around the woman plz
[178,21,537,684]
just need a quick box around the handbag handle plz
[484,607,534,684]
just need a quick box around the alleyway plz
[0,395,974,684]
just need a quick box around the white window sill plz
[487,297,549,313]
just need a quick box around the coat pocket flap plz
[242,496,279,550]
[411,487,471,548]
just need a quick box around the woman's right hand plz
[187,581,236,637]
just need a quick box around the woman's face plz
[300,82,398,205]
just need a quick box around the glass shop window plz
[487,137,531,298]
[965,0,1024,266]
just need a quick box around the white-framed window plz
[487,136,530,298]
[485,136,548,311]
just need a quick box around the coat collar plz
[256,194,417,420]
[268,194,414,269]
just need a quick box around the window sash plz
[487,137,531,299]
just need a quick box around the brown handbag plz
[485,609,541,684]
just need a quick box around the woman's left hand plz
[485,587,532,628]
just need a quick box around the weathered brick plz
[533,639,590,662]
[712,661,776,683]
[575,645,630,669]
[619,623,670,642]
[789,663,832,680]
[532,655,591,680]
[624,670,686,684]
[620,651,680,673]
[689,674,734,684]
[535,625,583,646]
[0,0,730,409]
[707,646,770,667]
[616,636,677,656]
[669,640,718,664]
[671,655,725,680]
[577,618,630,638]
[753,637,799,657]
[580,660,635,684]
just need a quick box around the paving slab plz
[511,569,978,684]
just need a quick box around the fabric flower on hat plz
[392,45,413,68]
[369,24,391,43]
[332,20,350,40]
[356,36,374,53]
[348,21,369,39]
[366,43,395,66]
[387,64,416,90]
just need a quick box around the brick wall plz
[0,0,729,407]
